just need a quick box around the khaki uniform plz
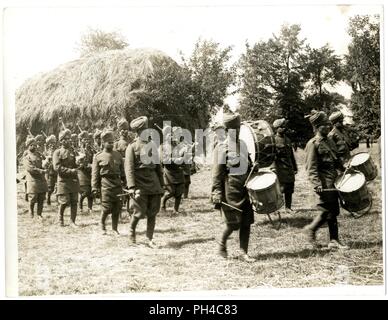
[114,137,130,158]
[305,133,344,240]
[328,127,352,164]
[77,146,94,211]
[92,149,125,231]
[23,150,48,213]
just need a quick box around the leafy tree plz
[181,39,235,115]
[77,28,129,56]
[344,15,380,137]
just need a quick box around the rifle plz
[59,117,67,130]
[41,130,48,138]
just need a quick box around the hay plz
[15,48,181,146]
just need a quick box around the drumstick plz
[221,201,243,212]
[154,123,163,131]
[244,163,257,187]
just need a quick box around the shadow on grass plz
[253,247,331,260]
[257,215,321,229]
[348,240,383,249]
[137,227,184,236]
[166,236,215,249]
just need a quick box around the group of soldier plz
[20,107,360,261]
[20,117,195,248]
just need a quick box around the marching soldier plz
[92,130,125,235]
[53,129,80,227]
[23,137,48,219]
[328,111,352,164]
[125,116,164,247]
[272,118,298,213]
[211,113,255,262]
[180,136,194,199]
[303,111,349,250]
[160,126,185,215]
[43,134,58,206]
[77,131,94,214]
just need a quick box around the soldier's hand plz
[127,188,135,197]
[212,195,222,205]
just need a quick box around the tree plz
[77,28,129,56]
[303,44,344,113]
[181,39,236,115]
[238,24,311,143]
[344,15,380,137]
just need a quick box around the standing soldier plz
[92,130,125,235]
[160,126,185,215]
[179,135,194,199]
[272,118,298,213]
[93,129,103,153]
[43,134,58,206]
[35,134,46,154]
[125,116,164,247]
[71,133,79,153]
[328,111,352,165]
[114,118,130,157]
[53,129,80,227]
[23,137,48,219]
[211,114,255,262]
[303,111,349,250]
[77,131,94,214]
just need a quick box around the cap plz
[117,118,129,131]
[329,111,344,124]
[273,118,286,129]
[130,116,149,131]
[59,129,72,141]
[309,111,330,127]
[45,134,57,144]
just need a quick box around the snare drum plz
[246,170,284,214]
[349,152,377,181]
[334,171,372,214]
[240,120,276,167]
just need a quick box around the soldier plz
[77,131,94,214]
[53,129,80,227]
[35,134,46,154]
[160,126,185,215]
[303,111,349,250]
[93,129,103,152]
[92,130,125,235]
[180,136,194,199]
[71,133,79,153]
[272,118,298,213]
[125,116,164,247]
[114,118,130,157]
[211,113,255,262]
[43,134,58,206]
[328,111,352,164]
[212,123,227,150]
[23,137,48,219]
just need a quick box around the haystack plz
[16,48,205,149]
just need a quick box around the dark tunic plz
[328,127,352,163]
[53,147,80,194]
[23,151,48,194]
[274,134,297,184]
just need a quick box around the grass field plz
[17,143,383,296]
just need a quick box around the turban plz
[309,111,329,127]
[273,118,286,129]
[35,134,44,143]
[329,111,344,124]
[162,125,172,137]
[59,129,71,141]
[78,130,89,140]
[117,118,129,131]
[25,137,36,147]
[223,113,241,129]
[101,130,114,142]
[130,116,149,131]
[45,134,57,144]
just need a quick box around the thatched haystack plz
[16,48,209,149]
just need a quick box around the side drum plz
[334,171,372,218]
[349,152,377,181]
[240,120,276,168]
[246,170,284,215]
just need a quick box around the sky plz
[3,2,383,102]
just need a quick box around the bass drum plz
[334,171,372,218]
[246,170,284,215]
[349,152,377,181]
[240,120,276,168]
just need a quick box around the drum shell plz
[350,153,377,181]
[335,176,371,212]
[247,175,284,214]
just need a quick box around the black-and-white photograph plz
[2,1,384,297]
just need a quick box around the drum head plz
[240,120,275,167]
[335,172,365,192]
[350,153,370,166]
[246,171,277,191]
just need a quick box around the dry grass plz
[17,143,383,296]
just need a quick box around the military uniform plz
[53,129,80,226]
[272,118,298,210]
[211,113,254,261]
[328,111,352,164]
[77,144,94,212]
[125,116,164,246]
[92,131,125,233]
[304,111,347,248]
[43,142,57,205]
[23,138,48,218]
